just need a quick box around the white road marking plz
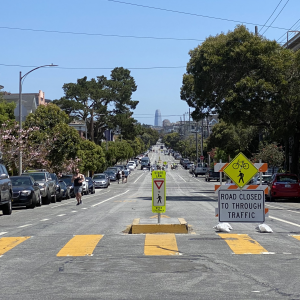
[266,204,300,214]
[91,190,130,207]
[134,172,145,183]
[71,211,77,213]
[177,175,186,182]
[0,232,8,236]
[269,216,300,228]
[40,219,49,221]
[18,224,32,228]
[58,214,66,217]
[81,208,87,210]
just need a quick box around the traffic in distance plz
[1,141,300,216]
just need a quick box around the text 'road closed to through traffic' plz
[218,190,265,223]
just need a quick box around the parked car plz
[86,177,96,194]
[127,163,135,171]
[250,174,272,185]
[0,163,13,215]
[104,170,116,182]
[194,163,208,177]
[11,176,42,208]
[50,173,63,201]
[128,161,136,168]
[205,170,220,182]
[58,180,71,199]
[60,175,75,198]
[267,173,300,201]
[93,173,109,188]
[22,170,56,204]
[106,167,121,175]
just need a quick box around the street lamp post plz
[18,64,57,175]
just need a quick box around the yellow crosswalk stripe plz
[57,235,103,257]
[219,234,268,254]
[144,234,179,256]
[291,235,300,241]
[0,237,31,256]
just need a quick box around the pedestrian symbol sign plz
[223,152,258,188]
[152,170,166,213]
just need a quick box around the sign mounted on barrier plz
[223,153,258,188]
[152,170,166,213]
[218,190,265,223]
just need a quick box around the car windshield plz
[276,175,298,183]
[11,177,31,186]
[61,176,72,185]
[25,173,45,181]
[93,175,105,179]
[141,158,149,162]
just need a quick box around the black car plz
[205,170,221,182]
[60,175,75,198]
[86,177,96,194]
[58,180,71,199]
[104,170,116,181]
[11,176,42,208]
[0,163,13,215]
[50,173,63,201]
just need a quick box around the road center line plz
[269,216,300,228]
[91,190,130,207]
[40,219,49,222]
[58,214,66,217]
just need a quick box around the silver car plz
[93,173,109,188]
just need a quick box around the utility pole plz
[201,118,204,157]
[255,26,258,36]
[196,122,198,164]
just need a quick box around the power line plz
[277,18,300,43]
[107,0,290,31]
[261,0,290,36]
[0,63,186,70]
[259,0,283,33]
[0,26,203,42]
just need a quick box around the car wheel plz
[36,193,42,206]
[2,198,12,215]
[86,188,90,195]
[195,174,198,177]
[92,187,95,194]
[27,193,37,209]
[43,190,51,205]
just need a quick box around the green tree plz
[54,67,138,144]
[181,25,300,173]
[0,99,16,125]
[253,143,284,173]
[77,140,105,174]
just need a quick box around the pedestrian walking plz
[121,170,125,184]
[116,170,121,184]
[72,168,84,205]
[124,170,128,183]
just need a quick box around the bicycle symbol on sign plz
[232,160,249,170]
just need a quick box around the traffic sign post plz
[152,170,166,223]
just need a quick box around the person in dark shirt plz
[72,168,84,205]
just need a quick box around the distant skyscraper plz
[154,109,162,126]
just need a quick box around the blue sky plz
[1,0,299,125]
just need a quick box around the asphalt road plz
[1,145,300,299]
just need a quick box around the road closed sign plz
[152,170,166,213]
[218,190,265,223]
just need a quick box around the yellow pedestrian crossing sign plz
[152,170,166,213]
[223,152,258,188]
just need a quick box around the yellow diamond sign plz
[223,153,258,188]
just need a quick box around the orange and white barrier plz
[214,184,268,194]
[214,162,268,172]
